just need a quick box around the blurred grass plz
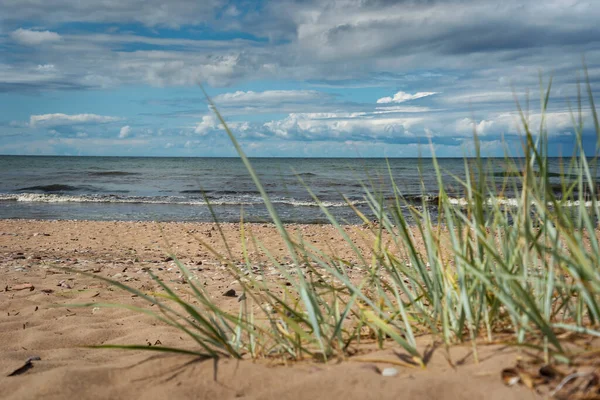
[74,72,599,367]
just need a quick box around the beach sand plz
[0,219,546,399]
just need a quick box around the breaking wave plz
[0,192,593,209]
[446,197,593,208]
[0,193,367,208]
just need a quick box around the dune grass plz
[74,73,600,367]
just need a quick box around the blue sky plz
[0,0,599,157]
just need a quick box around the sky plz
[1,0,599,157]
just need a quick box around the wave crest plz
[0,193,365,208]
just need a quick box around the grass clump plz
[73,73,599,368]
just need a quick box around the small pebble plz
[381,367,399,377]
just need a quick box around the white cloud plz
[36,64,56,72]
[262,112,424,140]
[118,125,131,138]
[194,115,217,135]
[29,113,121,127]
[125,53,249,87]
[376,91,438,104]
[453,111,587,137]
[440,91,518,105]
[455,118,495,135]
[213,90,328,105]
[373,106,433,114]
[184,140,200,148]
[10,28,62,46]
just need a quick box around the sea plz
[0,156,593,224]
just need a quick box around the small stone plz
[223,288,236,297]
[262,303,275,313]
[57,280,72,289]
[112,273,123,279]
[381,367,398,377]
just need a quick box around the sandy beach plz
[0,219,563,399]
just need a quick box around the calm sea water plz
[0,156,590,224]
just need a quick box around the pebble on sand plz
[380,367,399,377]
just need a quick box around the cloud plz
[10,28,62,46]
[188,108,430,143]
[118,125,131,138]
[184,140,201,148]
[2,0,224,28]
[440,91,518,105]
[373,106,432,114]
[213,90,330,105]
[261,111,425,142]
[36,64,56,72]
[2,1,598,93]
[29,113,121,127]
[288,0,600,63]
[189,104,591,146]
[117,52,258,87]
[1,0,599,157]
[452,111,589,138]
[377,91,438,104]
[455,118,495,136]
[194,115,217,135]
